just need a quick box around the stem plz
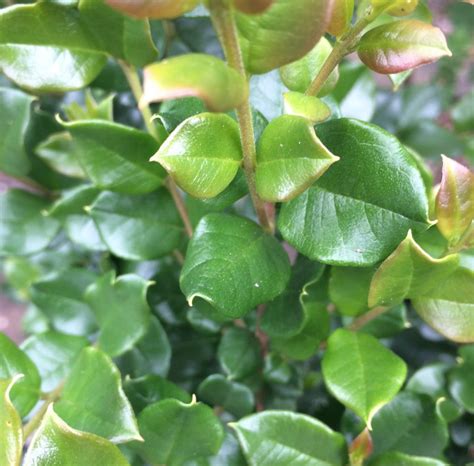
[348,306,388,331]
[209,0,274,233]
[119,61,193,238]
[0,172,53,198]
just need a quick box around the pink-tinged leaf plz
[436,155,474,246]
[233,0,274,14]
[105,0,199,19]
[141,54,248,112]
[327,0,354,37]
[357,20,452,74]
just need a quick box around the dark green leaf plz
[449,345,474,413]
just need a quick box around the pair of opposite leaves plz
[152,111,338,202]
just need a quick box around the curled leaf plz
[0,376,23,466]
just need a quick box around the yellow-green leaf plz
[0,376,23,466]
[105,0,199,19]
[283,92,331,123]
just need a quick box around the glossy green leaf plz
[406,363,450,399]
[412,267,474,343]
[280,37,339,96]
[448,345,474,413]
[21,331,89,392]
[89,189,184,260]
[0,87,34,176]
[151,113,242,198]
[31,269,98,336]
[55,347,141,443]
[142,54,247,112]
[233,0,273,14]
[218,328,261,380]
[0,189,60,256]
[436,155,474,246]
[283,91,331,123]
[85,272,152,357]
[0,3,107,92]
[327,0,354,36]
[23,405,130,466]
[232,411,347,466]
[371,452,448,466]
[236,0,334,74]
[66,120,165,194]
[368,231,459,307]
[322,328,407,426]
[198,374,254,418]
[0,333,41,418]
[278,119,431,266]
[135,398,224,465]
[255,115,338,202]
[357,20,452,74]
[0,376,23,466]
[106,0,199,19]
[371,393,449,458]
[181,213,291,317]
[79,0,157,68]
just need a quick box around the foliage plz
[0,0,473,465]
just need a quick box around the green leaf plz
[181,213,291,317]
[0,3,107,92]
[151,113,242,198]
[55,347,141,443]
[135,398,224,466]
[236,0,333,74]
[278,119,431,266]
[0,376,23,466]
[21,331,89,392]
[0,87,34,176]
[255,115,338,202]
[371,393,449,459]
[322,328,407,426]
[0,189,60,256]
[142,54,247,112]
[283,91,331,123]
[63,90,115,122]
[89,189,184,260]
[370,452,448,466]
[0,333,40,418]
[232,411,347,466]
[217,328,261,380]
[357,20,452,74]
[31,269,98,336]
[105,0,199,19]
[406,363,451,399]
[368,231,460,307]
[436,155,474,246]
[85,272,152,357]
[280,37,340,96]
[79,0,157,68]
[327,0,354,36]
[66,120,165,194]
[448,345,474,413]
[412,267,474,343]
[197,374,254,418]
[23,405,130,466]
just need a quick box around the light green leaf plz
[0,333,41,417]
[255,115,338,202]
[0,376,23,466]
[236,0,333,74]
[357,20,451,74]
[448,345,474,413]
[142,54,247,112]
[371,452,448,466]
[0,189,60,257]
[412,267,474,343]
[135,398,224,466]
[232,411,347,466]
[55,347,141,443]
[278,119,431,266]
[368,231,459,307]
[327,0,354,36]
[65,120,165,194]
[322,328,407,426]
[105,0,199,19]
[217,328,261,380]
[85,272,152,357]
[280,37,339,96]
[0,3,107,92]
[23,405,130,466]
[151,113,242,198]
[406,363,451,399]
[0,87,34,176]
[21,331,89,392]
[283,91,331,123]
[180,213,291,317]
[198,374,254,418]
[89,189,184,260]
